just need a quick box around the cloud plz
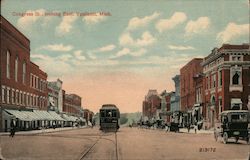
[114,48,131,58]
[87,52,97,60]
[58,54,72,61]
[119,31,156,47]
[17,9,48,29]
[30,53,73,77]
[56,13,78,35]
[74,50,86,60]
[216,23,249,43]
[130,48,147,57]
[40,44,73,52]
[30,54,50,60]
[82,12,107,25]
[185,17,211,36]
[127,12,160,31]
[168,45,195,50]
[111,48,147,59]
[155,12,187,33]
[97,44,116,52]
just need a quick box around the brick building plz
[83,109,94,125]
[142,90,161,121]
[0,15,48,131]
[201,43,250,128]
[63,93,83,117]
[180,58,203,112]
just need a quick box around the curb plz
[0,126,88,136]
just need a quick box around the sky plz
[1,0,249,113]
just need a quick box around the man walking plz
[9,119,16,138]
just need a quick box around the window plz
[16,91,19,104]
[6,51,10,79]
[218,70,222,87]
[20,92,22,105]
[11,89,15,104]
[30,95,33,106]
[213,74,216,88]
[6,88,10,104]
[1,86,5,103]
[15,57,18,82]
[206,76,209,89]
[230,55,243,62]
[232,72,239,85]
[231,114,248,122]
[22,62,26,84]
[27,94,29,106]
[30,74,32,87]
[23,93,25,105]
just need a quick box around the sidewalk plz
[179,128,214,134]
[0,126,87,136]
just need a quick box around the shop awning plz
[22,111,40,121]
[193,103,201,108]
[79,117,86,122]
[231,98,242,104]
[4,109,32,121]
[69,116,78,122]
[61,114,72,121]
[33,110,54,121]
[48,111,64,121]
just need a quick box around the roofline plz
[1,15,30,42]
[180,58,203,70]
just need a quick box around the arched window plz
[232,72,239,85]
[6,51,11,79]
[211,96,216,106]
[15,56,18,82]
[22,62,26,84]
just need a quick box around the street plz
[0,127,249,160]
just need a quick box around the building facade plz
[142,90,161,121]
[180,58,203,111]
[170,75,180,112]
[0,15,48,131]
[201,44,250,128]
[83,109,94,125]
[63,93,83,117]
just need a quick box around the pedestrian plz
[165,124,169,132]
[9,120,16,138]
[187,124,190,133]
[194,122,198,134]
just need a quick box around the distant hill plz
[120,112,142,126]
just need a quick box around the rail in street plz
[0,127,249,160]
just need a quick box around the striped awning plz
[5,109,33,121]
[48,111,65,121]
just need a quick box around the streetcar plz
[214,110,250,144]
[99,104,120,131]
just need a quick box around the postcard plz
[0,0,249,159]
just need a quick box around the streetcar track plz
[78,132,119,160]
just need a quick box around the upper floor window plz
[232,72,239,85]
[212,74,216,88]
[230,55,243,62]
[6,51,10,79]
[230,66,242,86]
[218,70,222,87]
[22,62,26,84]
[15,57,18,82]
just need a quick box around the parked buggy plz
[214,110,250,144]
